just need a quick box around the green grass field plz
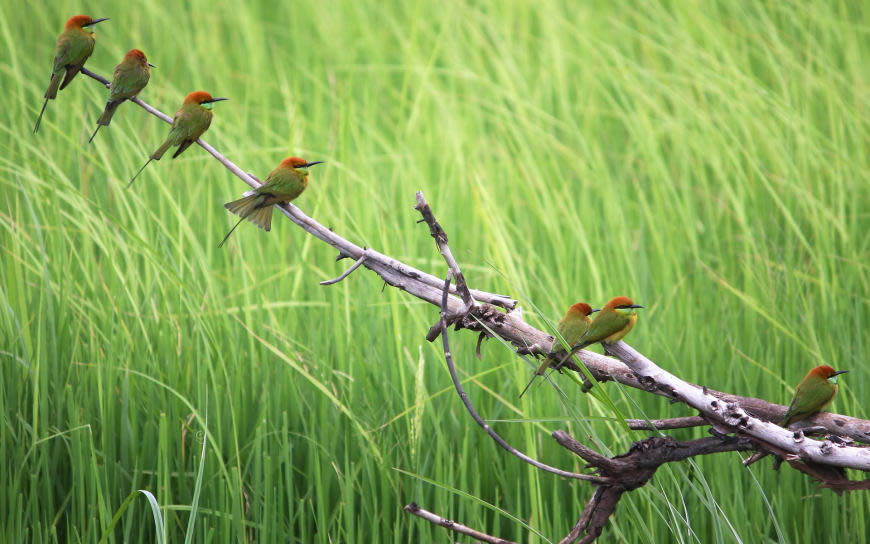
[3,1,868,541]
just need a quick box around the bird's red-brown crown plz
[66,15,95,29]
[125,49,148,62]
[606,296,635,309]
[568,302,594,316]
[812,365,838,378]
[282,157,309,168]
[184,91,215,104]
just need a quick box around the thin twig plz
[626,416,708,431]
[403,502,517,544]
[415,192,475,310]
[438,274,606,482]
[320,253,368,285]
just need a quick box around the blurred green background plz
[2,0,868,541]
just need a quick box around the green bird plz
[128,91,228,187]
[219,157,324,248]
[572,296,643,352]
[89,49,153,143]
[780,365,847,427]
[34,15,109,133]
[520,302,599,397]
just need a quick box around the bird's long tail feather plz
[519,357,553,398]
[34,72,65,133]
[219,194,274,248]
[88,124,102,143]
[33,98,50,134]
[150,138,173,161]
[218,216,246,248]
[97,100,121,127]
[127,158,153,188]
[45,71,63,100]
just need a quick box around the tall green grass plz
[2,0,868,541]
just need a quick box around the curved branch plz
[438,274,606,482]
[319,253,367,285]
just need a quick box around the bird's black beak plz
[204,97,229,104]
[630,304,644,309]
[589,308,601,314]
[148,63,156,68]
[299,161,324,168]
[83,17,110,27]
[831,370,849,377]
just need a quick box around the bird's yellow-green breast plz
[168,91,220,145]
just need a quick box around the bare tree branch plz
[415,192,475,310]
[603,342,870,470]
[319,253,368,285]
[553,432,755,543]
[626,416,708,431]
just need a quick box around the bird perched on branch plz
[779,365,847,427]
[572,296,644,352]
[128,91,228,187]
[520,302,599,397]
[219,157,324,248]
[89,49,153,143]
[34,15,109,133]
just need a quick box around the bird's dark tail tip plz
[34,99,49,134]
[88,125,101,144]
[519,374,538,398]
[127,158,153,188]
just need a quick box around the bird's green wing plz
[110,63,149,100]
[578,311,627,347]
[557,317,589,348]
[782,382,835,425]
[168,107,212,145]
[259,168,305,200]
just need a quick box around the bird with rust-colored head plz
[576,296,644,350]
[89,49,154,143]
[34,15,109,133]
[519,302,599,397]
[128,91,228,186]
[219,157,324,248]
[779,365,847,427]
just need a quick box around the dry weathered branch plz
[626,416,708,431]
[319,253,368,285]
[403,503,517,544]
[604,342,870,470]
[415,192,475,310]
[553,432,755,543]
